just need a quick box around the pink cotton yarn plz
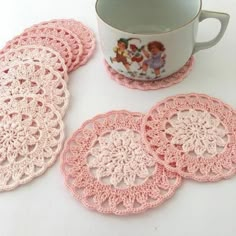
[22,26,83,72]
[61,110,182,215]
[27,19,96,67]
[0,19,96,191]
[2,19,96,72]
[0,61,69,116]
[3,34,73,70]
[0,95,64,192]
[0,45,68,81]
[141,93,236,182]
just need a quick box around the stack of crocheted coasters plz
[61,93,236,215]
[0,19,96,191]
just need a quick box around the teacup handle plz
[193,10,230,54]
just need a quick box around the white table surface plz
[0,0,236,235]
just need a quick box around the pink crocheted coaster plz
[105,57,194,91]
[0,95,64,192]
[3,34,73,71]
[61,110,181,215]
[29,19,96,67]
[0,62,69,117]
[141,93,236,182]
[22,26,83,72]
[0,45,68,81]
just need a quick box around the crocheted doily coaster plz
[0,62,69,117]
[105,57,194,91]
[61,110,181,215]
[0,45,68,80]
[0,95,64,192]
[141,93,236,182]
[29,19,96,67]
[22,26,83,72]
[3,34,73,71]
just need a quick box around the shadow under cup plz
[96,0,201,34]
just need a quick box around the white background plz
[0,0,236,236]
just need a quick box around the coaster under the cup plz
[61,110,182,215]
[105,57,194,91]
[141,93,236,182]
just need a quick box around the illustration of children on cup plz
[141,41,166,78]
[110,38,166,79]
[110,38,143,71]
[110,38,132,71]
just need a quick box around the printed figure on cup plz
[110,38,166,79]
[110,38,133,71]
[141,41,166,78]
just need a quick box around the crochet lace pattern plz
[0,95,64,192]
[0,19,97,192]
[29,19,96,67]
[3,34,73,70]
[0,62,69,116]
[0,45,68,81]
[141,93,236,182]
[105,57,194,91]
[61,110,182,215]
[22,26,83,72]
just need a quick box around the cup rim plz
[95,0,202,35]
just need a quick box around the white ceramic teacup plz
[96,0,230,81]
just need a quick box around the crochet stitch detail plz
[3,34,73,70]
[89,130,156,188]
[0,95,64,192]
[142,93,236,182]
[22,26,83,72]
[0,62,69,116]
[166,109,227,157]
[29,19,96,67]
[0,45,68,81]
[61,111,181,215]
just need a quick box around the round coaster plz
[0,62,69,117]
[29,19,96,67]
[142,93,236,182]
[0,45,68,80]
[3,34,73,71]
[0,95,64,192]
[22,26,83,72]
[61,110,181,215]
[105,57,194,91]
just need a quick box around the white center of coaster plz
[88,130,156,189]
[166,109,228,157]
